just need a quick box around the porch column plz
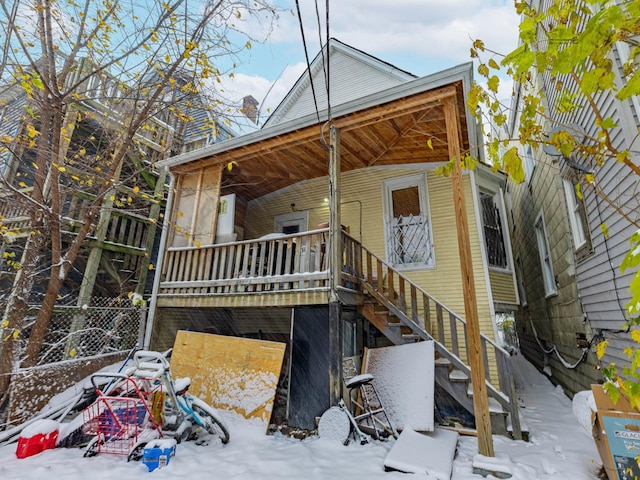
[443,96,494,457]
[328,125,342,406]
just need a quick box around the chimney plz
[242,95,259,124]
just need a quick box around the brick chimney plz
[242,95,259,124]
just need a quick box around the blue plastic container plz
[142,439,176,472]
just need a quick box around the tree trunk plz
[0,232,46,396]
[22,272,65,367]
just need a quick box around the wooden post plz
[328,125,342,406]
[136,166,168,294]
[443,96,495,457]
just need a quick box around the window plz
[382,174,434,268]
[480,191,508,269]
[515,256,527,306]
[274,211,308,234]
[523,144,536,182]
[562,177,591,259]
[535,211,556,296]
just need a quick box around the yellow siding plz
[489,270,518,304]
[245,167,495,343]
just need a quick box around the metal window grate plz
[387,214,433,266]
[480,192,508,269]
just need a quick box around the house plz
[0,55,266,424]
[146,39,524,439]
[506,4,640,395]
[0,58,231,364]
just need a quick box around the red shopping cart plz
[83,374,163,459]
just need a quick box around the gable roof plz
[264,38,417,127]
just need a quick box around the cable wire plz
[313,0,331,121]
[528,314,589,369]
[295,0,321,126]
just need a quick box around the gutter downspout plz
[143,168,175,349]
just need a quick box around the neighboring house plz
[0,58,231,363]
[147,39,524,438]
[506,4,640,396]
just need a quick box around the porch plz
[157,227,362,308]
[155,228,523,439]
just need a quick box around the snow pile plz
[572,390,597,437]
[0,354,602,480]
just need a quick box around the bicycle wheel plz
[188,395,230,444]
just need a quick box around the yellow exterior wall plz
[244,167,495,343]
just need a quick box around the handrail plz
[348,232,522,439]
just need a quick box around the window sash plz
[535,215,556,296]
[562,178,587,250]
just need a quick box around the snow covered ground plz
[0,353,602,479]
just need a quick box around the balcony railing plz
[159,228,340,297]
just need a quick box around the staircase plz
[349,239,524,440]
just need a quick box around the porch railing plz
[160,228,331,295]
[350,235,522,440]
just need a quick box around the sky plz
[222,0,521,119]
[0,352,602,479]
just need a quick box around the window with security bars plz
[387,213,432,265]
[480,191,508,269]
[384,181,433,267]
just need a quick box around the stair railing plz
[350,234,522,440]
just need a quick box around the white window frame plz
[274,210,308,234]
[382,173,434,270]
[562,178,587,250]
[523,144,536,183]
[535,211,557,297]
[479,189,511,272]
[615,39,640,123]
[515,256,527,306]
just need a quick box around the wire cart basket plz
[83,374,162,458]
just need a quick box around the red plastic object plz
[16,430,59,459]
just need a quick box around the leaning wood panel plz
[171,331,286,429]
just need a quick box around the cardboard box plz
[591,385,640,480]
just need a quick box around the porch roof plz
[157,62,479,202]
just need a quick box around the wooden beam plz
[443,96,494,458]
[328,125,342,406]
[174,84,459,173]
[367,106,438,167]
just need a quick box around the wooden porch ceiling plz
[174,81,471,202]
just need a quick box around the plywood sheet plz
[171,331,286,427]
[364,341,435,432]
[384,428,458,479]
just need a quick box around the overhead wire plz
[313,0,331,122]
[294,0,321,127]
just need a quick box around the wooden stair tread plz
[449,369,468,382]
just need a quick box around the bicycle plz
[128,349,230,456]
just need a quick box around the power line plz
[313,0,331,121]
[294,0,321,126]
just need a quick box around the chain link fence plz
[31,296,146,365]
